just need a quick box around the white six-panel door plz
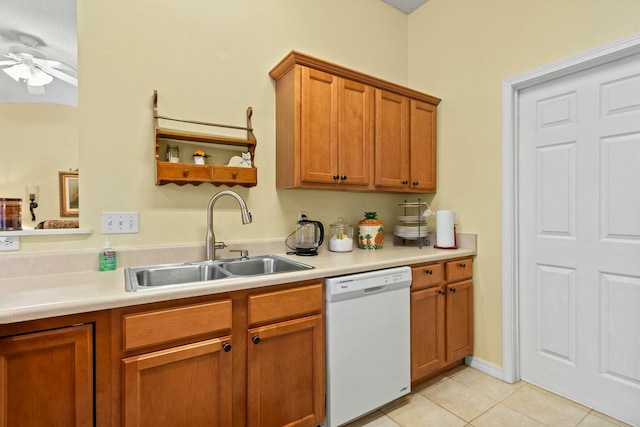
[518,52,640,425]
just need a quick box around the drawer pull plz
[450,287,457,293]
[459,263,466,268]
[223,342,232,352]
[425,269,433,275]
[252,336,261,345]
[183,169,189,177]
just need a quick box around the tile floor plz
[344,365,633,427]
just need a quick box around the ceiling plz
[0,0,77,106]
[382,0,428,14]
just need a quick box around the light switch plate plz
[101,212,139,234]
[0,236,20,251]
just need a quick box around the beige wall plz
[408,0,640,366]
[12,0,415,252]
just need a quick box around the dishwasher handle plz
[364,285,386,293]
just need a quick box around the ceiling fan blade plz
[34,58,76,73]
[0,60,19,67]
[2,63,30,81]
[36,64,78,87]
[27,83,45,95]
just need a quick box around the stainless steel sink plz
[217,255,314,276]
[125,255,313,292]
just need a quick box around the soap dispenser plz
[99,236,117,271]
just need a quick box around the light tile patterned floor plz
[344,365,633,427]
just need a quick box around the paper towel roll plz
[435,210,457,249]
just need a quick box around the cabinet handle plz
[438,290,446,295]
[459,263,466,268]
[402,180,408,185]
[340,175,347,181]
[333,175,339,181]
[413,181,419,186]
[252,336,261,344]
[183,169,189,177]
[222,342,232,352]
[232,171,237,179]
[425,269,433,275]
[450,287,457,293]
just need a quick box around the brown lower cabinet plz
[411,257,474,384]
[0,311,112,426]
[114,280,324,427]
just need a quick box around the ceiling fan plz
[0,33,77,95]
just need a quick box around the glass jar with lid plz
[328,217,354,252]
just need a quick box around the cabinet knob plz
[252,336,261,344]
[459,263,466,268]
[450,287,457,293]
[183,169,189,177]
[402,180,408,185]
[222,342,232,352]
[232,171,237,179]
[425,269,433,275]
[340,175,347,181]
[333,175,339,181]
[413,181,419,186]
[438,290,446,295]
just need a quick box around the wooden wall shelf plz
[153,90,258,187]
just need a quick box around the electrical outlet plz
[297,211,306,221]
[0,236,20,251]
[102,212,139,234]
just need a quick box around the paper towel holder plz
[434,210,458,249]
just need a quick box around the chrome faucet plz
[206,190,252,261]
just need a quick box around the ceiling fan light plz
[2,63,30,82]
[27,68,53,86]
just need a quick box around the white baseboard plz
[465,356,507,382]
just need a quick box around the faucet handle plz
[230,249,249,260]
[214,241,228,250]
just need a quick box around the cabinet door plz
[409,100,437,192]
[411,286,445,382]
[337,78,373,187]
[247,315,325,427]
[300,67,338,184]
[0,324,93,427]
[446,280,474,361]
[375,89,410,189]
[122,337,233,427]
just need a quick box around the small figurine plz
[227,152,252,168]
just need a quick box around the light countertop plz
[0,240,475,325]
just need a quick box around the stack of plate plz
[394,225,428,239]
[394,213,428,240]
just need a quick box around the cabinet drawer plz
[211,166,257,184]
[248,284,323,326]
[411,263,444,291]
[445,258,473,282]
[157,162,211,181]
[123,299,232,351]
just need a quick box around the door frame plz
[501,33,640,383]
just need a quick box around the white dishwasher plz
[325,266,412,427]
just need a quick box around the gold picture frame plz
[59,171,79,217]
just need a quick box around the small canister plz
[0,198,23,231]
[166,145,180,163]
[328,217,354,252]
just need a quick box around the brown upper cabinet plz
[270,51,440,193]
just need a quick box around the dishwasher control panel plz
[325,266,412,301]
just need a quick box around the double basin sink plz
[125,254,314,292]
